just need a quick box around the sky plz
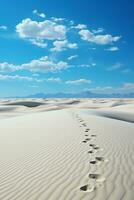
[0,0,134,97]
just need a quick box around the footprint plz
[91,134,97,137]
[88,150,94,154]
[95,157,104,162]
[85,138,91,141]
[85,134,88,136]
[82,140,87,143]
[82,123,87,127]
[85,129,90,132]
[80,184,95,192]
[89,144,95,147]
[90,160,97,164]
[89,174,105,182]
[95,157,108,163]
[93,146,100,150]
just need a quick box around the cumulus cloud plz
[15,13,121,51]
[21,56,69,72]
[0,62,20,72]
[79,29,121,45]
[16,18,67,47]
[105,46,119,51]
[0,25,7,30]
[29,39,47,48]
[0,56,69,73]
[51,40,78,51]
[68,55,78,60]
[66,79,91,85]
[33,9,46,18]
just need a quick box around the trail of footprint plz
[78,115,107,194]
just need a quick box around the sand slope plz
[0,99,134,200]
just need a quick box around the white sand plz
[0,98,134,200]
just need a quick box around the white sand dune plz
[85,109,134,123]
[0,98,134,199]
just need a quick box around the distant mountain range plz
[23,91,134,98]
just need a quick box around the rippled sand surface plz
[0,98,134,200]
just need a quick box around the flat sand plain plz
[0,98,134,200]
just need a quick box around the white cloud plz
[66,79,91,85]
[79,29,121,45]
[16,14,121,51]
[0,25,7,30]
[92,28,104,34]
[47,77,62,82]
[78,63,96,68]
[0,74,38,81]
[21,56,69,72]
[107,62,122,71]
[91,63,96,67]
[0,56,69,73]
[33,9,46,18]
[89,47,96,50]
[68,55,78,60]
[16,18,67,47]
[74,24,87,29]
[0,62,19,72]
[51,17,65,22]
[79,64,91,68]
[51,39,78,51]
[105,46,119,51]
[29,39,47,48]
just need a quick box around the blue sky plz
[0,0,134,97]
